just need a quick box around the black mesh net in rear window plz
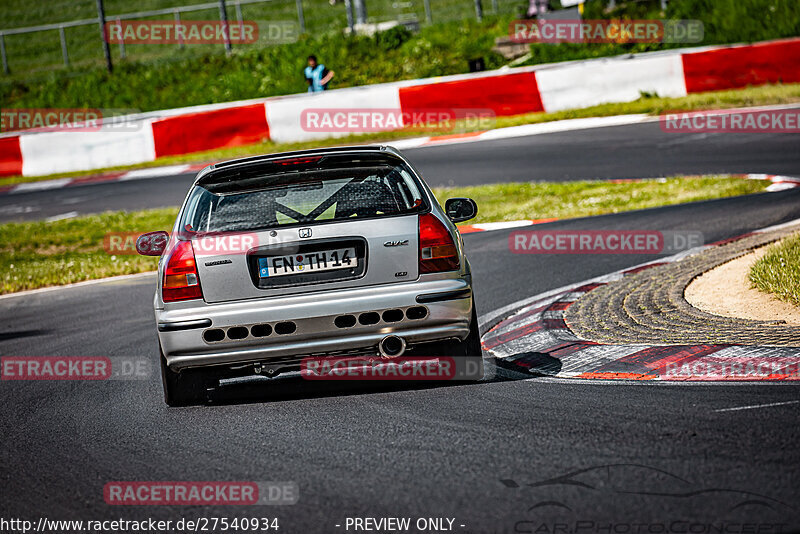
[180,159,426,234]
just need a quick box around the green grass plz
[749,233,800,307]
[0,0,518,78]
[0,175,768,294]
[520,0,800,67]
[2,82,799,188]
[4,0,800,83]
[0,208,177,294]
[0,16,515,110]
[432,175,768,222]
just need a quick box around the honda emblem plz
[299,228,312,238]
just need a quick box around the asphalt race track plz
[2,121,800,223]
[1,125,800,530]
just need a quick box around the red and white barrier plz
[2,37,799,177]
[152,103,269,158]
[18,124,157,177]
[0,136,22,176]
[265,82,405,143]
[399,70,543,117]
[535,53,687,111]
[682,38,800,93]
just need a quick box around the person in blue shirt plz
[304,55,335,92]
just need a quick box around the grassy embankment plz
[750,233,800,308]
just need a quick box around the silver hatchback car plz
[138,145,481,405]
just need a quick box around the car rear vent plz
[251,323,273,337]
[275,321,297,335]
[334,315,357,328]
[203,329,225,343]
[381,309,404,322]
[358,312,380,325]
[406,306,428,320]
[227,326,249,340]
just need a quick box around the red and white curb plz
[479,218,800,382]
[744,173,800,192]
[458,218,560,234]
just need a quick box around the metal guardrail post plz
[116,18,126,59]
[296,0,306,34]
[235,0,243,24]
[59,26,70,66]
[344,0,355,33]
[353,0,367,25]
[235,0,246,36]
[174,11,184,49]
[423,0,432,23]
[96,0,113,72]
[474,0,483,21]
[218,0,232,54]
[0,34,8,74]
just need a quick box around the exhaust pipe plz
[378,335,406,358]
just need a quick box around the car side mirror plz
[136,231,170,256]
[444,197,477,223]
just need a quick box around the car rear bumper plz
[157,276,473,371]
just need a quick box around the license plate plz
[258,247,357,278]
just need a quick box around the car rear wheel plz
[160,349,216,407]
[423,303,484,380]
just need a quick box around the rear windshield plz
[180,155,427,234]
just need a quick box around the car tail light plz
[419,213,460,273]
[273,156,322,166]
[162,240,203,302]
